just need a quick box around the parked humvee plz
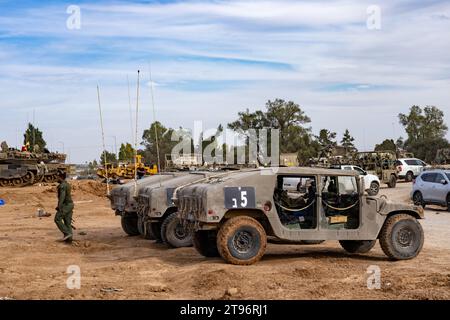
[175,167,424,265]
[108,172,187,237]
[137,171,229,247]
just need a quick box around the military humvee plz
[137,171,227,247]
[176,167,424,265]
[108,172,187,237]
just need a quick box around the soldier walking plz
[54,172,74,242]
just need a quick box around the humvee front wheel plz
[121,214,140,236]
[193,230,219,257]
[161,212,193,248]
[217,216,267,265]
[379,214,424,260]
[339,240,376,254]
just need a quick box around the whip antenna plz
[127,75,134,143]
[97,85,110,196]
[133,70,141,197]
[149,62,162,186]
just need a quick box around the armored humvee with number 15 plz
[175,167,424,265]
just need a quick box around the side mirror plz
[441,179,448,185]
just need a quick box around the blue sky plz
[0,0,449,163]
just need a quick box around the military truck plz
[175,167,424,265]
[108,172,187,237]
[137,171,232,248]
[352,151,399,188]
[0,147,69,187]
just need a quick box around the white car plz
[395,158,427,182]
[337,165,381,196]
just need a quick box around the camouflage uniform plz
[54,180,74,240]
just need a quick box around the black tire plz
[367,181,380,196]
[339,240,377,254]
[300,240,325,245]
[387,175,397,188]
[413,191,425,209]
[149,222,162,242]
[379,214,424,260]
[193,230,220,257]
[121,214,140,236]
[447,194,450,212]
[405,171,414,182]
[217,216,267,265]
[161,212,193,248]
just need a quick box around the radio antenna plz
[133,70,140,197]
[149,62,162,186]
[127,75,134,143]
[97,85,110,196]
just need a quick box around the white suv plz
[396,158,427,182]
[334,165,381,196]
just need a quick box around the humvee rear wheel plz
[387,175,397,188]
[193,230,219,257]
[339,240,377,254]
[161,212,193,248]
[149,222,162,242]
[379,214,424,260]
[121,214,140,236]
[217,216,267,265]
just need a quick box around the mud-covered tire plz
[217,216,267,265]
[446,194,450,212]
[405,171,414,182]
[413,191,425,208]
[149,222,162,242]
[193,230,220,257]
[300,240,325,245]
[161,212,193,248]
[379,214,424,260]
[121,214,140,236]
[387,175,397,188]
[339,240,377,254]
[367,181,380,196]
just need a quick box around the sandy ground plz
[0,180,449,300]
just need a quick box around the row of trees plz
[93,100,448,167]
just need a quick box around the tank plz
[0,148,69,187]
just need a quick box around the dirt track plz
[0,180,449,300]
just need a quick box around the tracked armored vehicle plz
[0,149,68,187]
[176,167,424,265]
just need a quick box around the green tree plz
[23,123,46,152]
[398,105,449,161]
[141,121,180,169]
[341,129,357,154]
[228,99,312,163]
[374,139,397,152]
[118,143,135,162]
[316,129,337,158]
[100,150,117,164]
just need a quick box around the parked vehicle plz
[176,167,424,265]
[396,158,427,182]
[331,164,380,195]
[411,169,450,211]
